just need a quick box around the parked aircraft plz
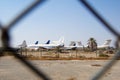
[97,39,112,49]
[18,37,64,50]
[27,40,50,50]
[75,41,84,49]
[63,41,84,50]
[63,41,76,50]
[36,37,64,49]
[63,39,112,50]
[17,38,111,51]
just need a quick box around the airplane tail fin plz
[58,37,64,44]
[69,41,76,46]
[103,39,111,46]
[69,41,82,46]
[46,40,50,44]
[19,40,27,48]
[77,41,82,46]
[52,37,64,45]
[35,41,38,45]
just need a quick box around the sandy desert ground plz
[0,56,120,80]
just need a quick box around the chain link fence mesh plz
[0,0,120,80]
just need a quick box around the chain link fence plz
[0,0,120,80]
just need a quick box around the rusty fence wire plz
[0,0,120,80]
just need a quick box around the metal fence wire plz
[0,0,120,80]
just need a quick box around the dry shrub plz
[99,53,109,57]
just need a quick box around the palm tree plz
[87,37,97,51]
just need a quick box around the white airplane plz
[27,40,50,50]
[75,41,84,49]
[36,37,64,49]
[17,40,50,50]
[63,41,76,50]
[63,39,111,50]
[18,37,64,50]
[63,41,84,50]
[97,39,112,49]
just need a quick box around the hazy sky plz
[0,0,120,47]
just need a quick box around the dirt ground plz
[0,56,120,80]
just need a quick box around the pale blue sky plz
[0,0,120,47]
